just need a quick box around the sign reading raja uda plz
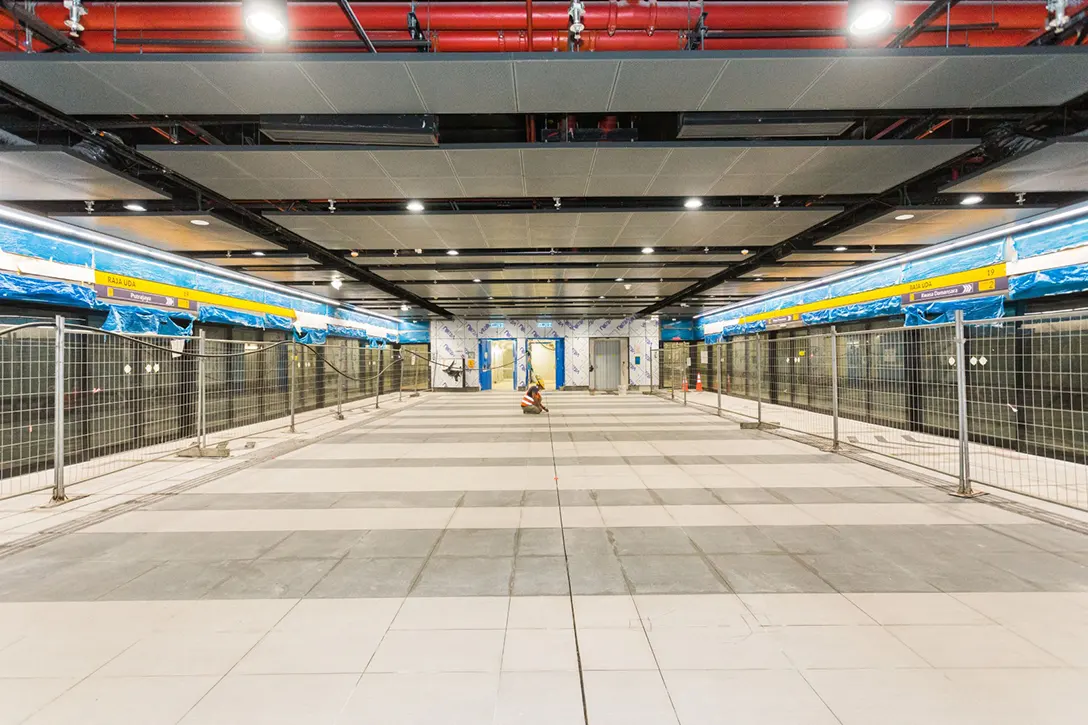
[95,284,200,312]
[901,276,1008,305]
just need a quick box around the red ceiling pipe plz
[32,2,1048,33]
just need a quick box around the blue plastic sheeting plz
[399,327,429,343]
[294,328,327,345]
[1011,215,1088,259]
[0,271,99,309]
[801,308,831,326]
[198,305,269,329]
[903,295,1005,327]
[102,305,194,336]
[827,266,901,298]
[1,221,403,334]
[903,239,1005,283]
[265,314,294,331]
[828,296,901,324]
[327,324,368,340]
[1010,263,1088,300]
[661,319,696,341]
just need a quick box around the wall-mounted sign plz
[490,322,504,328]
[900,277,1008,304]
[537,321,553,328]
[95,284,199,312]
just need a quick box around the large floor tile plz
[663,670,840,725]
[886,624,1063,668]
[339,672,499,725]
[583,670,679,725]
[366,629,505,673]
[23,675,217,725]
[493,671,586,725]
[177,673,358,724]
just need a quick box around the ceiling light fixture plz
[243,0,288,41]
[599,295,605,299]
[641,247,654,254]
[894,213,915,221]
[684,198,703,210]
[741,249,749,255]
[835,246,848,251]
[447,249,459,256]
[680,303,689,308]
[400,304,409,311]
[189,219,210,226]
[960,195,985,206]
[350,250,359,257]
[123,202,146,212]
[406,200,425,212]
[331,278,343,290]
[473,278,482,283]
[847,0,893,35]
[252,251,265,257]
[615,277,624,282]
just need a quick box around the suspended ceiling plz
[2,50,1088,115]
[0,148,168,202]
[943,137,1088,194]
[141,141,977,201]
[817,206,1054,248]
[53,213,281,253]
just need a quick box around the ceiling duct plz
[678,114,854,140]
[259,115,439,146]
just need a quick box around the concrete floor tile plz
[271,598,402,635]
[844,593,994,625]
[709,553,833,593]
[662,670,840,725]
[507,596,574,629]
[513,556,571,596]
[258,531,367,560]
[583,671,679,725]
[501,629,578,671]
[739,593,875,626]
[494,671,585,725]
[798,553,937,593]
[346,530,441,558]
[633,594,748,629]
[516,528,566,556]
[234,629,384,674]
[0,678,79,725]
[23,675,218,725]
[886,624,1063,668]
[609,527,696,555]
[177,673,357,724]
[646,627,790,670]
[683,526,781,554]
[96,631,262,677]
[566,553,629,595]
[340,672,500,725]
[307,558,424,598]
[773,625,929,669]
[620,556,728,595]
[411,556,514,597]
[103,561,245,601]
[577,628,657,670]
[367,629,505,673]
[435,529,517,557]
[205,558,338,599]
[0,633,137,679]
[392,596,509,630]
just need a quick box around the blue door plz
[554,338,566,389]
[479,340,492,391]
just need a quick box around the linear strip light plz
[695,200,1088,320]
[0,204,401,325]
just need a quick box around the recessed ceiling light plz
[834,246,848,252]
[684,198,703,210]
[680,303,689,308]
[741,249,749,255]
[599,295,605,299]
[755,277,763,281]
[894,213,915,221]
[123,202,146,212]
[189,219,210,226]
[406,200,425,212]
[447,250,459,256]
[400,304,409,311]
[244,0,288,41]
[472,278,482,283]
[252,251,265,256]
[350,250,359,257]
[641,247,654,254]
[847,0,893,35]
[615,277,624,282]
[488,296,494,300]
[331,278,343,290]
[960,195,984,206]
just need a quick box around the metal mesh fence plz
[656,309,1088,511]
[0,318,431,501]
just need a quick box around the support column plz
[197,330,207,447]
[289,341,296,433]
[756,334,763,425]
[716,342,722,416]
[336,341,345,421]
[831,326,840,450]
[51,315,66,502]
[953,309,978,497]
[376,348,383,409]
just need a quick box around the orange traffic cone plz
[696,373,703,392]
[681,379,689,392]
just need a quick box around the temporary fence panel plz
[0,324,56,498]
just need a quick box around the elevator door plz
[592,338,622,391]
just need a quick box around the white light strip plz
[0,204,401,325]
[1006,243,1088,276]
[694,200,1088,320]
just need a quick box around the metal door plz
[592,338,621,391]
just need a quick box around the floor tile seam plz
[0,399,432,563]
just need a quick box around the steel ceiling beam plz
[0,78,454,319]
[887,0,963,48]
[0,0,86,52]
[1028,7,1088,45]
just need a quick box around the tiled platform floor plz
[1,392,1087,724]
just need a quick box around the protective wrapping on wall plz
[661,319,696,341]
[265,314,294,331]
[1012,216,1088,259]
[827,296,901,324]
[102,305,194,336]
[199,305,268,329]
[801,308,831,326]
[294,328,327,345]
[0,271,98,309]
[1009,264,1088,299]
[827,266,901,298]
[902,239,1004,282]
[903,295,1005,327]
[327,324,368,340]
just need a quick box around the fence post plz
[830,326,840,451]
[376,347,383,410]
[51,315,66,502]
[756,334,763,425]
[953,309,977,497]
[197,329,207,448]
[683,348,688,406]
[336,340,345,421]
[398,349,404,402]
[289,341,296,433]
[716,342,722,417]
